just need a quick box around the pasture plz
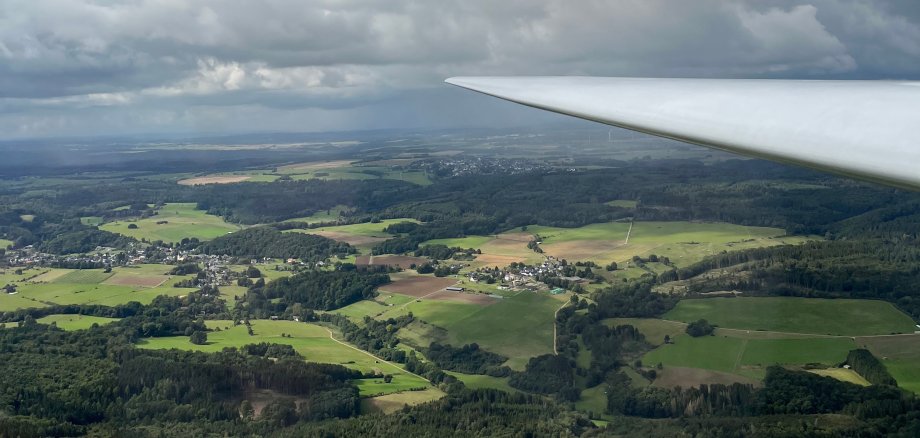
[443,291,564,370]
[356,375,429,397]
[0,239,12,249]
[444,371,517,392]
[379,276,458,297]
[139,319,430,392]
[423,232,544,267]
[529,221,810,266]
[809,369,870,386]
[0,265,196,310]
[290,218,419,249]
[605,199,638,208]
[359,388,445,414]
[36,314,120,330]
[857,334,920,393]
[282,205,352,223]
[100,203,241,242]
[665,297,917,336]
[604,318,686,346]
[643,333,857,382]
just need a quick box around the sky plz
[2,0,919,140]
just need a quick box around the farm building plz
[445,286,465,292]
[549,288,565,295]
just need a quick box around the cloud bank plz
[1,0,918,138]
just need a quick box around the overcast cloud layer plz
[2,0,919,139]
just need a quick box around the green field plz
[100,203,241,242]
[444,371,517,392]
[359,388,445,414]
[809,368,870,386]
[424,236,494,249]
[0,266,196,311]
[442,292,564,370]
[0,239,12,249]
[282,205,353,223]
[138,320,430,390]
[80,216,104,226]
[309,218,420,237]
[53,270,114,284]
[529,221,812,266]
[665,297,917,336]
[643,334,856,380]
[356,375,429,397]
[858,334,920,393]
[371,289,564,370]
[604,318,686,346]
[37,314,120,330]
[605,199,638,208]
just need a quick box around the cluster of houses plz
[409,157,552,178]
[466,257,584,291]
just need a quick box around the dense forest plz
[243,270,390,315]
[200,227,356,261]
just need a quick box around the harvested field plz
[311,230,388,246]
[541,240,624,261]
[29,269,72,283]
[473,254,527,266]
[103,274,168,287]
[277,160,353,173]
[356,255,427,268]
[379,276,457,297]
[360,388,445,415]
[178,175,251,185]
[495,232,534,242]
[652,366,760,388]
[427,290,498,306]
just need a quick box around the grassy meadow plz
[665,297,917,336]
[0,265,196,311]
[137,319,431,394]
[36,314,120,330]
[100,203,241,242]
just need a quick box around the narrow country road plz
[323,326,431,383]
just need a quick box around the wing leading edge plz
[445,76,920,191]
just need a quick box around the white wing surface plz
[445,76,920,190]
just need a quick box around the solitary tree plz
[190,330,208,345]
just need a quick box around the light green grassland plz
[643,334,856,380]
[53,270,114,284]
[665,297,917,336]
[348,288,564,371]
[605,200,638,208]
[530,221,813,267]
[576,385,611,418]
[282,205,353,223]
[333,293,414,324]
[356,375,429,397]
[0,239,12,248]
[306,218,421,237]
[809,368,870,386]
[445,371,517,392]
[138,320,430,391]
[857,334,920,393]
[100,203,241,243]
[36,314,120,330]
[359,388,445,414]
[0,265,196,311]
[424,236,494,249]
[441,292,564,370]
[604,318,687,346]
[80,216,103,226]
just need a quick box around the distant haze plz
[2,0,919,139]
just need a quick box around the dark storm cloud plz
[1,0,918,138]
